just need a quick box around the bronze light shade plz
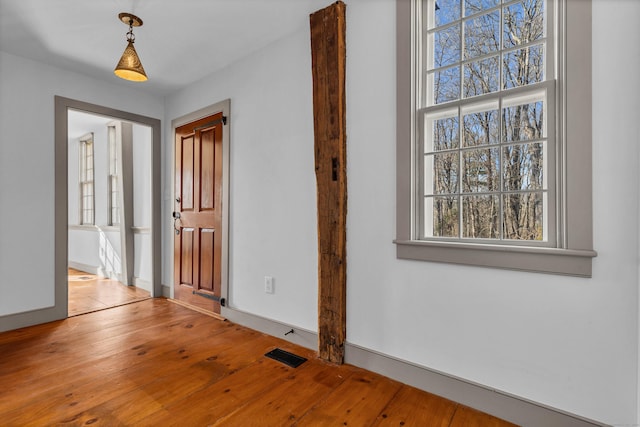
[114,13,147,82]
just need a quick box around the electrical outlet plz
[264,276,274,294]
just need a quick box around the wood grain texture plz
[68,268,150,316]
[310,0,347,364]
[372,384,458,427]
[174,113,224,314]
[450,405,519,427]
[0,299,516,426]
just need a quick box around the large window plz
[422,0,553,243]
[79,134,95,225]
[395,0,596,276]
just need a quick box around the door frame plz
[171,99,230,308]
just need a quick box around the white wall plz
[133,124,152,229]
[132,123,153,289]
[0,50,163,316]
[164,25,319,331]
[164,0,638,424]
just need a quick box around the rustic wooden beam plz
[310,1,347,364]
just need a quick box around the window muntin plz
[79,134,95,226]
[420,0,553,244]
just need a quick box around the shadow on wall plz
[98,228,121,280]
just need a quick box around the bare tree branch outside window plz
[423,0,547,241]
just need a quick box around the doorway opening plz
[66,109,154,316]
[55,97,162,319]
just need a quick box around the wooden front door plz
[174,113,224,313]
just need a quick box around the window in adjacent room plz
[107,124,120,226]
[395,0,596,276]
[79,133,95,226]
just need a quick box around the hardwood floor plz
[68,268,150,316]
[0,299,516,426]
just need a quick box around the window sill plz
[68,225,122,232]
[394,239,597,277]
[68,224,98,231]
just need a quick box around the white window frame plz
[79,133,95,226]
[395,0,596,276]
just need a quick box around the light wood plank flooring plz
[0,299,517,426]
[68,268,150,316]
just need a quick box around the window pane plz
[463,11,500,59]
[433,0,461,27]
[433,25,461,68]
[463,56,499,98]
[108,127,117,172]
[462,147,500,192]
[464,0,499,17]
[463,109,499,146]
[462,195,499,238]
[503,192,544,240]
[503,0,545,49]
[503,44,544,89]
[428,196,459,237]
[428,115,460,152]
[433,66,461,104]
[503,142,544,191]
[428,152,459,194]
[502,100,544,142]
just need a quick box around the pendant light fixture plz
[114,13,147,82]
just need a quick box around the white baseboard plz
[221,306,318,351]
[344,343,605,427]
[68,261,100,276]
[132,277,152,293]
[219,305,605,427]
[161,285,171,298]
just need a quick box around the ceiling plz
[0,0,330,96]
[67,110,114,140]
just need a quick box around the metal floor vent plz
[264,348,307,368]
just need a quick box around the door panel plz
[174,113,224,313]
[181,136,194,210]
[180,228,194,286]
[199,228,215,292]
[200,129,216,210]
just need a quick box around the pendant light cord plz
[126,20,135,43]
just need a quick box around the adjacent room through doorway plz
[67,109,154,316]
